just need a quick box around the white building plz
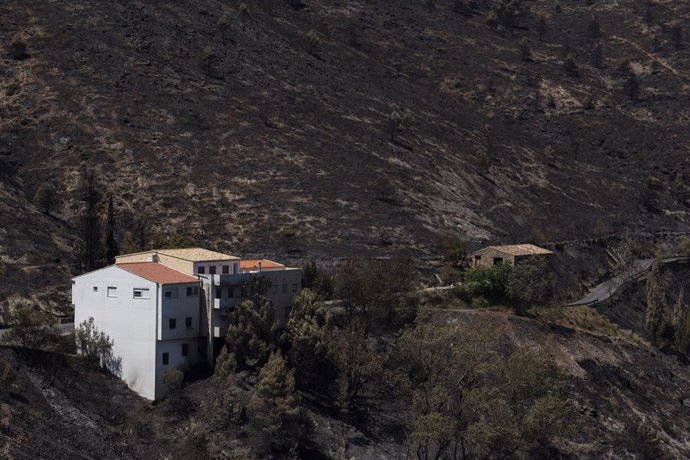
[72,248,302,400]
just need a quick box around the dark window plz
[282,283,288,294]
[169,318,177,329]
[209,266,216,275]
[222,265,230,274]
[186,317,192,328]
[186,286,198,297]
[181,344,189,357]
[198,266,205,274]
[162,353,169,365]
[216,288,222,299]
[292,283,298,292]
[493,257,504,265]
[92,286,98,292]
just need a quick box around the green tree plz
[212,346,244,424]
[287,289,336,391]
[334,257,417,330]
[334,322,382,414]
[162,368,187,413]
[645,250,665,343]
[34,183,60,215]
[507,256,554,314]
[438,231,466,268]
[459,263,513,305]
[301,261,333,299]
[464,349,574,458]
[75,317,114,369]
[396,317,575,459]
[225,299,278,370]
[248,351,303,451]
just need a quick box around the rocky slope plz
[2,0,690,312]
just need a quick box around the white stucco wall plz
[159,283,202,341]
[73,266,159,400]
[155,338,204,398]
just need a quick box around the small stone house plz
[470,244,554,268]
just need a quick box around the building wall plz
[193,261,240,275]
[159,283,201,341]
[260,268,302,324]
[471,249,516,268]
[154,338,204,399]
[73,266,159,400]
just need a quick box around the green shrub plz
[460,264,513,305]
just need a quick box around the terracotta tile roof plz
[117,262,200,285]
[475,244,554,256]
[156,248,239,261]
[240,259,285,271]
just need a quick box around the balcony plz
[201,273,253,287]
[213,296,243,310]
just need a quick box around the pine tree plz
[225,298,278,369]
[645,250,665,344]
[248,351,301,450]
[104,194,119,265]
[212,346,242,424]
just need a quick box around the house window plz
[92,286,98,292]
[235,263,239,274]
[222,265,230,274]
[107,287,117,298]
[186,286,198,297]
[209,266,217,275]
[292,283,298,293]
[493,257,504,265]
[186,317,192,328]
[181,343,189,357]
[133,288,150,299]
[234,286,241,298]
[272,284,278,294]
[198,266,206,274]
[215,288,222,299]
[282,283,288,294]
[169,318,177,329]
[162,352,169,365]
[164,287,178,299]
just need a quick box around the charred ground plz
[2,0,690,310]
